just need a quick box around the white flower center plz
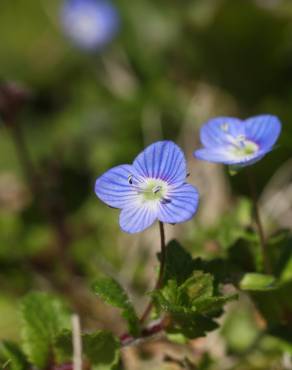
[220,127,259,157]
[128,176,170,204]
[230,135,259,157]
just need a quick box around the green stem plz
[247,169,272,274]
[139,221,166,324]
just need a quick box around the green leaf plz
[0,341,28,370]
[54,330,120,370]
[92,278,140,336]
[20,292,71,369]
[227,231,261,273]
[240,273,276,291]
[268,230,292,282]
[152,271,235,339]
[83,331,120,369]
[168,312,219,339]
[54,329,73,363]
[159,240,194,285]
[221,305,260,354]
[248,280,292,325]
[181,271,214,302]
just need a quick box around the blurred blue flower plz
[95,141,199,233]
[61,0,120,50]
[194,115,282,167]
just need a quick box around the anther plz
[153,185,162,194]
[161,198,171,204]
[128,175,133,185]
[236,135,246,149]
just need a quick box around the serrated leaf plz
[240,273,276,291]
[181,271,214,302]
[169,313,219,339]
[92,278,140,336]
[193,295,237,316]
[152,271,235,339]
[159,240,194,285]
[20,292,71,369]
[55,330,120,370]
[83,331,120,368]
[0,341,28,370]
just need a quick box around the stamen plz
[236,135,246,148]
[128,175,133,185]
[137,178,168,202]
[161,198,171,204]
[153,185,162,194]
[186,172,190,178]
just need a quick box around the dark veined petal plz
[200,117,243,148]
[119,203,158,233]
[132,141,187,186]
[244,115,282,150]
[95,164,138,208]
[157,183,199,224]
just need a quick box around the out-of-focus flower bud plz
[60,0,120,50]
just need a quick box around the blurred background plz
[0,0,292,369]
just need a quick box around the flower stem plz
[247,169,272,274]
[139,221,166,324]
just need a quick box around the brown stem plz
[120,317,167,347]
[247,169,272,274]
[139,221,166,324]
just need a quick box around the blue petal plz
[95,165,138,208]
[61,0,119,49]
[132,141,186,185]
[244,115,282,150]
[119,203,158,233]
[194,148,236,164]
[157,184,199,224]
[200,117,243,148]
[194,148,266,166]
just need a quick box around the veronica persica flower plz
[61,0,119,50]
[95,141,199,233]
[194,115,282,167]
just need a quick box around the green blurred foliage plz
[0,0,292,369]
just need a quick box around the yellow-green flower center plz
[220,124,259,158]
[140,179,168,202]
[231,135,258,157]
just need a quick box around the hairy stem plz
[247,169,272,274]
[139,221,166,324]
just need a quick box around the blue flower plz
[194,115,282,167]
[95,141,199,233]
[61,0,120,50]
